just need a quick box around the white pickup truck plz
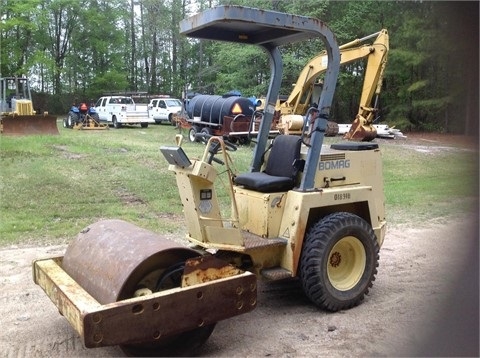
[94,96,154,128]
[148,97,183,125]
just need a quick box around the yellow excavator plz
[1,76,58,135]
[277,29,389,141]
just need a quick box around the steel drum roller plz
[62,219,200,304]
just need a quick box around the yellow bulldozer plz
[33,6,387,356]
[0,76,58,135]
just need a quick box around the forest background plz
[1,0,478,134]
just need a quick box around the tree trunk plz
[150,33,158,92]
[130,0,136,91]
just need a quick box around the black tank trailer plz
[177,93,278,144]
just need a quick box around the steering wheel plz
[195,133,237,165]
[196,133,237,151]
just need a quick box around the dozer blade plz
[33,219,257,350]
[1,114,59,135]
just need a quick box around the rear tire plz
[91,113,100,126]
[168,113,176,126]
[299,212,379,312]
[189,125,200,142]
[64,112,77,128]
[112,116,121,129]
[237,136,251,145]
[200,127,212,135]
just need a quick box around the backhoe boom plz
[279,29,389,141]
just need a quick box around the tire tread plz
[300,212,380,311]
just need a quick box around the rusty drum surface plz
[62,219,199,304]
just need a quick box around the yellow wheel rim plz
[327,236,366,291]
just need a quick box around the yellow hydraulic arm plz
[279,29,389,140]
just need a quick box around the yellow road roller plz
[33,6,386,356]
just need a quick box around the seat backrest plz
[264,135,302,178]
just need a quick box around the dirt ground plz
[1,133,478,357]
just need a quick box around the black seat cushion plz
[234,172,294,193]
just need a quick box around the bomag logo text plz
[318,159,350,171]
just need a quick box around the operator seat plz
[234,135,302,193]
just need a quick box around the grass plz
[381,142,478,225]
[0,121,478,246]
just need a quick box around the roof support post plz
[250,44,282,172]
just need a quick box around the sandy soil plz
[1,216,478,357]
[1,133,478,357]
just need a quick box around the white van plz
[148,98,183,125]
